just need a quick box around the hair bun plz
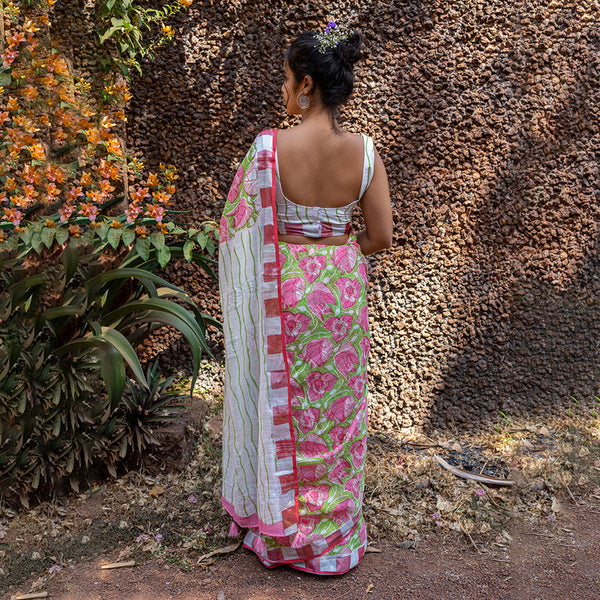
[336,31,363,68]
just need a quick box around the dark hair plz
[286,30,363,121]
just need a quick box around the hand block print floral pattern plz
[274,237,369,565]
[220,143,259,241]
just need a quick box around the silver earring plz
[297,93,310,110]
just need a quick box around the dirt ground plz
[5,500,599,600]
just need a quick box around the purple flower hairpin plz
[316,21,350,53]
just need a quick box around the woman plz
[219,23,392,575]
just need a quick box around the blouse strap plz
[358,134,376,199]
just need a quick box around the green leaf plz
[0,71,12,87]
[196,232,208,249]
[19,228,33,245]
[122,228,135,246]
[62,242,79,283]
[41,226,55,249]
[183,240,194,262]
[107,227,122,249]
[97,222,110,240]
[55,227,69,246]
[99,327,147,388]
[135,236,150,261]
[101,345,126,407]
[157,245,171,268]
[31,232,42,254]
[150,232,165,250]
[205,238,216,257]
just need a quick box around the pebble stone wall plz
[122,0,599,431]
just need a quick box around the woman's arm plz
[356,147,393,255]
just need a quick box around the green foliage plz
[119,360,185,455]
[97,0,192,78]
[0,235,220,506]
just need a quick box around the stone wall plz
[127,0,600,432]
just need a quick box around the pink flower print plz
[226,197,252,229]
[334,343,359,377]
[299,514,321,535]
[284,313,310,342]
[306,283,336,320]
[358,521,367,543]
[300,337,334,368]
[358,260,368,283]
[350,437,367,468]
[227,165,244,202]
[219,216,229,243]
[282,277,306,309]
[297,463,327,483]
[298,433,329,457]
[325,395,355,423]
[299,255,326,283]
[306,371,337,402]
[344,476,361,497]
[324,315,353,342]
[333,244,358,273]
[243,163,259,196]
[300,484,330,511]
[358,306,369,331]
[336,277,362,309]
[329,426,347,448]
[289,244,308,260]
[331,498,356,524]
[360,336,370,360]
[289,377,303,404]
[329,458,351,484]
[348,373,366,399]
[294,407,321,433]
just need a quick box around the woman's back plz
[276,127,366,208]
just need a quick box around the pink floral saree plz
[219,129,369,575]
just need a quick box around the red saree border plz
[268,128,300,530]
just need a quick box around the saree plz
[219,129,369,575]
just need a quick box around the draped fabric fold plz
[219,129,369,575]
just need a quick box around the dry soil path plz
[6,501,599,600]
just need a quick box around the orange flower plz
[23,18,39,34]
[0,111,10,124]
[22,85,39,101]
[79,202,99,222]
[178,0,193,6]
[80,172,93,186]
[68,224,82,237]
[68,186,84,201]
[166,184,176,195]
[109,220,123,229]
[105,138,123,156]
[10,195,28,208]
[135,225,149,238]
[45,182,60,197]
[85,189,103,203]
[44,218,55,228]
[5,177,17,191]
[100,116,116,130]
[147,173,160,187]
[3,207,23,226]
[145,204,165,223]
[98,159,121,181]
[156,222,169,234]
[29,143,45,161]
[99,179,115,195]
[164,170,179,182]
[152,190,172,205]
[161,25,175,37]
[46,165,66,183]
[23,184,39,199]
[6,97,19,111]
[84,128,101,144]
[130,187,150,203]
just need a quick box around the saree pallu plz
[219,129,369,575]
